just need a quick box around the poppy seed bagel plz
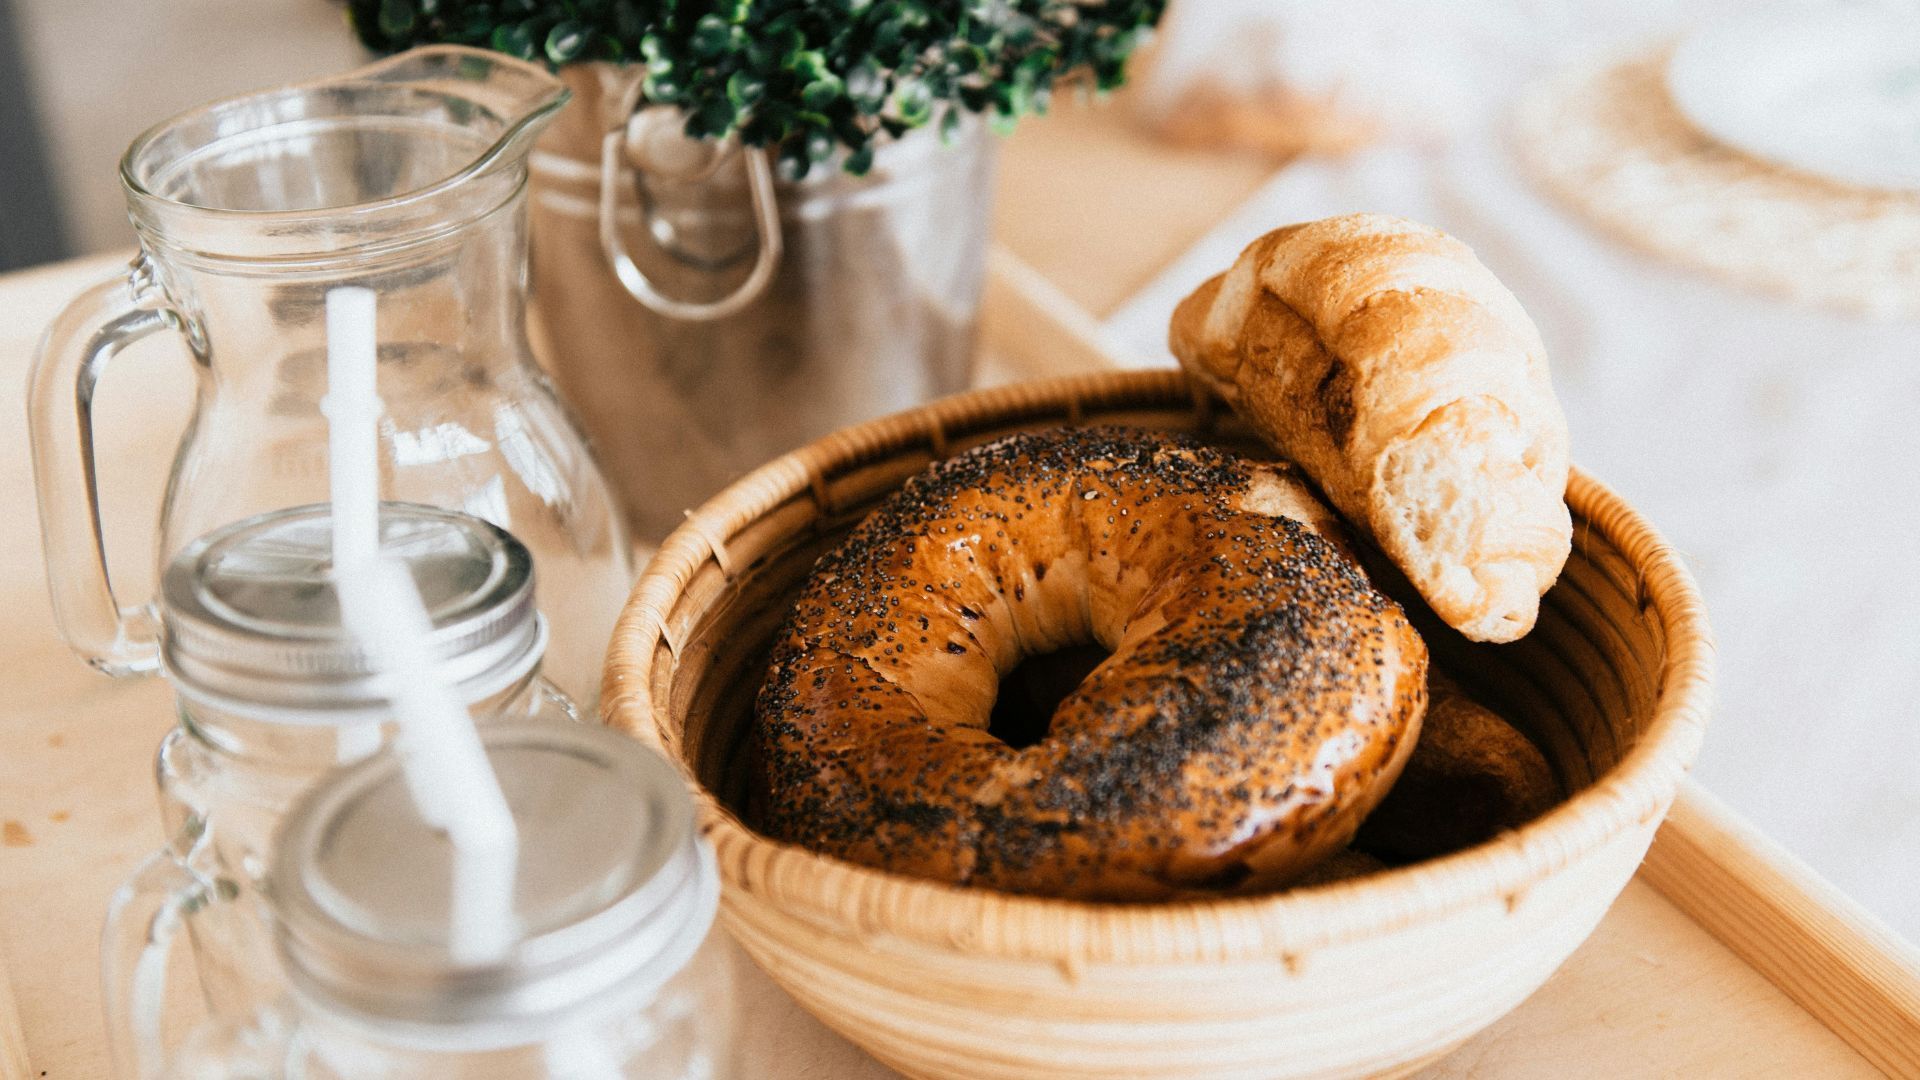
[755,426,1428,901]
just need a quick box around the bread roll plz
[1357,673,1560,861]
[1170,213,1571,642]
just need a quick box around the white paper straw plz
[323,284,520,965]
[333,720,383,766]
[323,287,381,570]
[542,1025,627,1080]
[335,558,521,964]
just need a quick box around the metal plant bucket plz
[529,65,999,541]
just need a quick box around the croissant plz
[1170,213,1571,642]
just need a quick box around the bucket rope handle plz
[598,75,782,321]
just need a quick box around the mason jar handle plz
[102,849,209,1079]
[597,76,782,322]
[26,256,185,676]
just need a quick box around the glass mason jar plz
[136,724,736,1080]
[104,503,579,1079]
[26,45,631,704]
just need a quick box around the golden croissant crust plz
[1171,213,1571,642]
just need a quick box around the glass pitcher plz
[27,45,631,704]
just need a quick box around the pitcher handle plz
[102,849,210,1078]
[26,256,186,676]
[597,77,782,322]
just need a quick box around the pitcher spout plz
[350,45,572,178]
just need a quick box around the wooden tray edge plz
[1644,783,1920,1077]
[979,247,1143,380]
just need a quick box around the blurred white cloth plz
[1136,0,1760,145]
[1102,132,1920,942]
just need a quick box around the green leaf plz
[642,73,683,102]
[693,97,739,136]
[804,127,836,163]
[545,20,591,64]
[692,13,732,57]
[377,0,417,39]
[800,73,844,111]
[490,21,539,60]
[791,49,830,81]
[782,142,815,180]
[892,77,932,125]
[727,70,767,108]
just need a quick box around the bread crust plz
[756,427,1427,901]
[1356,673,1561,861]
[1170,214,1571,642]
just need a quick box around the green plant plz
[349,1,1165,176]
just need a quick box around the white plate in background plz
[1666,8,1920,192]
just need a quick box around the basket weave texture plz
[603,370,1714,1080]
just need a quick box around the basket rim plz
[601,369,1715,963]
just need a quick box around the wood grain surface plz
[1645,785,1920,1078]
[0,954,29,1080]
[991,96,1276,318]
[0,251,188,1079]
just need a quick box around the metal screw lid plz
[160,502,542,722]
[268,722,715,1033]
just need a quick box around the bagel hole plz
[987,643,1109,749]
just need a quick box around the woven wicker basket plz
[603,370,1714,1080]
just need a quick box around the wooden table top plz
[0,96,1895,1080]
[1,249,190,1077]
